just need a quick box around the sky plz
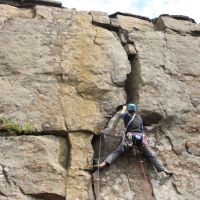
[61,0,200,23]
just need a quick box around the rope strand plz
[137,152,155,200]
[96,133,103,200]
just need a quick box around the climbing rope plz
[96,132,103,200]
[137,152,155,200]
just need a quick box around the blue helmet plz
[127,103,136,112]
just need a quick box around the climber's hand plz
[122,105,127,112]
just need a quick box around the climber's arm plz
[119,105,127,119]
[112,105,127,130]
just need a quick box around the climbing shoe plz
[93,161,108,169]
[164,170,174,177]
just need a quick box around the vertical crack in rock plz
[93,28,98,45]
[111,26,141,105]
[65,132,72,171]
[54,7,68,133]
[1,18,12,31]
[32,6,37,18]
[124,54,141,104]
[1,19,5,31]
[89,12,142,104]
[119,29,143,105]
[88,15,143,200]
[66,130,94,200]
[165,135,176,153]
[124,171,132,191]
[0,164,11,185]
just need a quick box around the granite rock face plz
[0,135,67,200]
[0,4,130,133]
[124,14,200,200]
[0,1,200,200]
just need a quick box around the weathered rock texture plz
[0,135,67,200]
[0,1,200,200]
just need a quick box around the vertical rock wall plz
[0,1,200,200]
[0,1,130,200]
[125,15,200,200]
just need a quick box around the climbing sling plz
[121,114,136,149]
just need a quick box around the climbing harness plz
[121,114,136,150]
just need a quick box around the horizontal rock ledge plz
[0,0,62,8]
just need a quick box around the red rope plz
[137,153,155,200]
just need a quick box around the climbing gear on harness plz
[134,132,143,140]
[127,103,136,111]
[127,132,144,145]
[122,114,136,149]
[122,137,133,147]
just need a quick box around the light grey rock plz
[154,15,200,36]
[0,4,34,18]
[126,26,200,200]
[0,135,67,199]
[0,2,200,200]
[90,11,110,25]
[0,5,130,133]
[66,132,94,200]
[110,18,120,29]
[124,44,137,56]
[114,14,153,31]
[0,0,62,8]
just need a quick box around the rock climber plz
[94,103,173,177]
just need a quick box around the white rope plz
[96,133,103,200]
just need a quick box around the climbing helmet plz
[127,103,136,111]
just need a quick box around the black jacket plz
[121,113,144,133]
